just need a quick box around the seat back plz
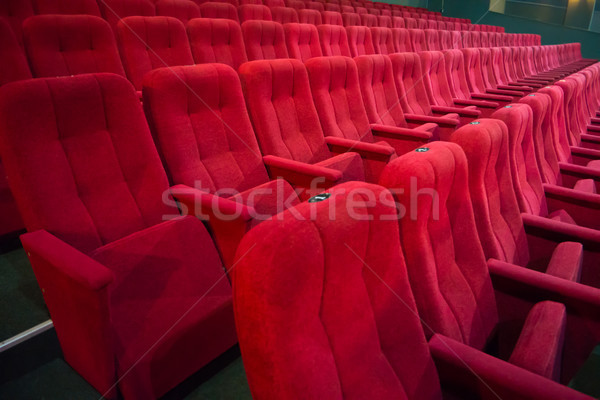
[198,2,239,21]
[33,0,101,16]
[460,47,487,94]
[0,73,173,253]
[0,17,32,85]
[143,64,268,193]
[407,28,426,52]
[379,141,499,349]
[342,11,360,26]
[306,56,373,142]
[318,24,351,56]
[117,16,193,90]
[389,52,432,116]
[377,15,392,28]
[423,28,440,50]
[0,0,34,46]
[444,49,473,101]
[346,25,375,56]
[99,0,156,32]
[518,93,560,185]
[284,23,322,61]
[306,1,325,12]
[438,30,451,50]
[322,10,343,25]
[234,181,442,400]
[450,119,530,266]
[370,27,395,54]
[359,12,377,27]
[24,15,125,79]
[491,104,548,217]
[392,16,405,28]
[238,4,272,22]
[239,58,331,164]
[324,3,341,12]
[538,85,572,162]
[242,20,288,61]
[188,18,247,70]
[271,6,299,23]
[155,0,200,24]
[298,8,322,24]
[355,54,408,127]
[418,51,454,108]
[391,27,411,52]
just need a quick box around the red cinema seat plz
[354,6,367,15]
[321,10,343,25]
[306,1,325,12]
[438,30,451,50]
[155,0,200,24]
[407,28,426,52]
[142,63,299,266]
[284,22,322,61]
[423,28,440,50]
[239,58,366,195]
[391,27,411,51]
[198,1,239,21]
[403,16,417,28]
[271,6,298,23]
[341,11,360,26]
[324,3,341,12]
[392,15,405,28]
[240,0,262,4]
[379,141,600,388]
[389,53,460,140]
[491,104,600,232]
[318,23,351,56]
[235,179,594,400]
[99,0,156,33]
[263,0,285,7]
[360,12,377,27]
[370,27,395,54]
[377,15,392,28]
[345,25,375,56]
[117,16,193,91]
[0,0,34,46]
[305,56,401,181]
[0,73,237,400]
[0,18,32,85]
[242,20,288,61]
[23,15,125,79]
[286,0,305,10]
[32,0,101,16]
[187,18,248,69]
[238,4,272,22]
[450,119,587,283]
[196,0,239,6]
[475,47,529,99]
[298,8,322,24]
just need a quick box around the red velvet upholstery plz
[198,1,240,21]
[23,15,125,79]
[143,63,299,266]
[377,15,392,28]
[242,20,288,61]
[155,0,200,23]
[239,58,366,193]
[392,16,405,28]
[359,12,377,27]
[298,8,322,24]
[0,0,34,47]
[322,10,343,25]
[271,6,298,23]
[0,74,237,398]
[407,28,426,52]
[32,0,101,16]
[99,0,156,33]
[285,0,305,10]
[306,1,325,12]
[345,25,375,56]
[341,11,360,26]
[370,27,395,54]
[318,24,351,56]
[391,27,411,52]
[284,22,322,62]
[264,0,285,7]
[424,28,440,50]
[187,18,248,70]
[238,4,272,22]
[117,16,193,90]
[234,181,442,400]
[0,17,31,85]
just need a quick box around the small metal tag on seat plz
[309,193,331,203]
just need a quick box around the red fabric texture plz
[0,17,31,86]
[117,16,193,90]
[155,0,200,24]
[187,18,248,70]
[23,15,125,78]
[317,24,351,56]
[370,27,395,54]
[270,6,298,23]
[242,20,289,61]
[284,22,322,62]
[99,0,156,32]
[238,4,272,22]
[322,10,343,25]
[0,0,34,47]
[345,25,375,57]
[33,0,101,16]
[198,2,240,21]
[298,8,322,24]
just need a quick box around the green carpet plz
[0,248,49,341]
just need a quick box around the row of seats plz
[0,37,597,396]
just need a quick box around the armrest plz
[324,136,395,161]
[513,80,544,88]
[429,333,595,400]
[570,146,600,166]
[581,134,600,151]
[403,113,459,127]
[471,92,513,102]
[558,161,600,188]
[543,183,600,229]
[453,98,499,108]
[486,88,526,97]
[522,212,600,249]
[20,230,116,395]
[431,105,481,118]
[370,123,434,140]
[263,154,342,188]
[169,184,255,222]
[498,83,533,92]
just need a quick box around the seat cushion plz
[315,152,365,182]
[231,179,300,228]
[548,209,577,225]
[91,216,236,397]
[573,178,597,194]
[545,241,583,282]
[509,301,566,381]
